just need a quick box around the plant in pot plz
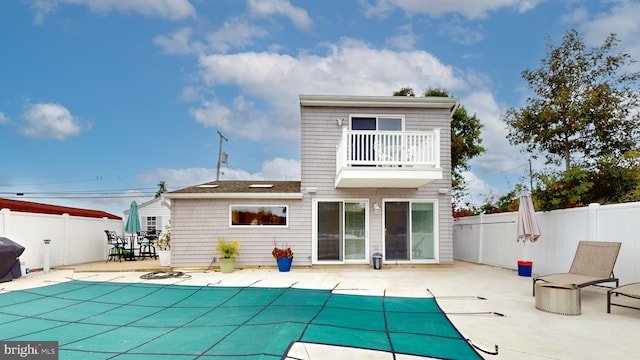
[216,238,240,273]
[157,221,171,266]
[272,242,293,272]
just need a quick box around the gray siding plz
[171,198,310,267]
[300,105,453,264]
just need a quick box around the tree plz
[394,87,485,207]
[155,181,167,198]
[504,29,640,171]
[393,87,415,96]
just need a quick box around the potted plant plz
[157,221,171,266]
[216,238,240,273]
[272,242,293,272]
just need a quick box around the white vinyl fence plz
[0,209,124,271]
[453,202,640,284]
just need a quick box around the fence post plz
[478,212,484,263]
[588,203,600,240]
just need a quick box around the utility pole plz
[216,130,228,181]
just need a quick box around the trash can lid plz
[373,252,382,257]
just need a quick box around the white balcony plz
[335,128,442,188]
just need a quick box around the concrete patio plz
[2,260,638,359]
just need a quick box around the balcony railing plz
[336,128,441,170]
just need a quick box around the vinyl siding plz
[170,198,310,267]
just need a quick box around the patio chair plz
[533,241,621,296]
[105,230,124,262]
[607,283,640,313]
[137,231,158,260]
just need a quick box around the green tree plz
[393,87,484,211]
[155,181,167,198]
[393,87,415,96]
[504,29,640,171]
[424,88,485,205]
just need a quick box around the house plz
[123,197,170,234]
[165,94,458,267]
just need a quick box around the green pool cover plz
[0,280,483,359]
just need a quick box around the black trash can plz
[372,252,383,270]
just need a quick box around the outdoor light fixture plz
[373,202,381,214]
[336,118,343,126]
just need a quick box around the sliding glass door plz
[316,201,367,262]
[384,201,436,261]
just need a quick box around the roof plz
[165,180,303,200]
[0,198,122,220]
[299,94,459,110]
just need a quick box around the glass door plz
[384,202,409,260]
[384,201,436,261]
[317,201,367,262]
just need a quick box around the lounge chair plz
[608,283,640,313]
[533,241,621,296]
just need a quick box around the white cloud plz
[463,91,517,171]
[189,96,292,141]
[33,0,196,22]
[154,27,203,55]
[579,1,640,71]
[362,0,543,20]
[438,17,485,45]
[248,0,313,30]
[0,112,9,124]
[206,17,270,53]
[385,24,418,50]
[31,0,57,24]
[19,103,88,140]
[192,38,467,140]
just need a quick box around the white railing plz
[336,128,440,169]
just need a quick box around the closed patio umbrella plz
[124,201,141,259]
[517,191,540,243]
[516,191,540,276]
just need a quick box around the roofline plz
[164,192,304,200]
[299,94,459,110]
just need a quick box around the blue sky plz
[1,0,639,217]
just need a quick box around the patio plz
[2,260,638,359]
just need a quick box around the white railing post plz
[434,128,440,169]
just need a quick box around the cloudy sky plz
[1,0,639,216]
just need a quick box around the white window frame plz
[312,198,369,264]
[382,198,439,264]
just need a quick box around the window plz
[230,205,288,227]
[351,115,403,131]
[145,216,157,233]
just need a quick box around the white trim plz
[165,192,304,200]
[300,95,458,110]
[312,198,370,265]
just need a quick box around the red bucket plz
[518,261,533,277]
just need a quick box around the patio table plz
[535,282,581,315]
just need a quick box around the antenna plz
[216,130,228,181]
